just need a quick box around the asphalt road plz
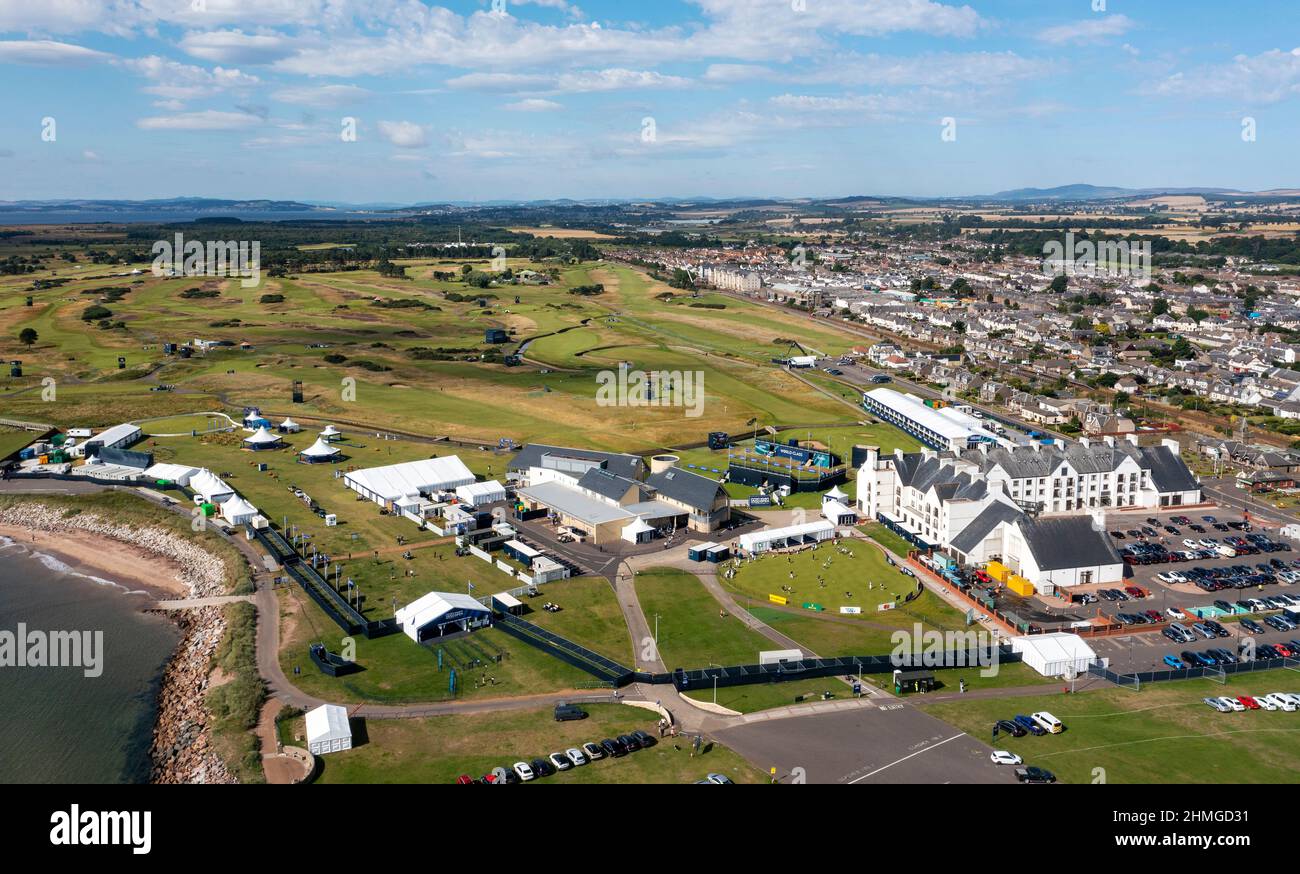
[712,701,1018,784]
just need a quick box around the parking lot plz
[1077,509,1300,673]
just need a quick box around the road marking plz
[847,733,966,783]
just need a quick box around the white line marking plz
[847,733,967,783]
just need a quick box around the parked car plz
[548,752,573,771]
[554,703,588,722]
[512,761,536,781]
[705,773,734,784]
[532,757,555,777]
[1015,766,1057,783]
[990,750,1023,765]
[600,738,626,758]
[1014,714,1047,736]
[996,719,1027,737]
[582,742,605,761]
[1204,697,1231,712]
[1165,654,1188,669]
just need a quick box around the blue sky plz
[1,0,1298,202]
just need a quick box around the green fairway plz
[922,671,1300,783]
[0,427,35,461]
[294,703,764,784]
[633,567,773,669]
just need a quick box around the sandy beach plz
[0,523,187,599]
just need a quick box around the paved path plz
[152,594,254,610]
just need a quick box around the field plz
[289,703,765,784]
[633,567,774,668]
[923,670,1300,783]
[278,586,604,705]
[1,256,870,454]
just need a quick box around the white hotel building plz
[856,438,1202,591]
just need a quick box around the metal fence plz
[493,613,633,685]
[1088,656,1300,687]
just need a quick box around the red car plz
[975,570,991,584]
[1238,696,1261,710]
[455,774,473,785]
[1143,610,1162,623]
[1275,644,1295,658]
[1125,586,1147,599]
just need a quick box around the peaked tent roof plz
[243,426,281,445]
[300,437,340,458]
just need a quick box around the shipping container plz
[985,561,1010,583]
[1006,575,1035,597]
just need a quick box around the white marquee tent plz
[1009,633,1097,677]
[305,704,352,756]
[454,480,507,508]
[220,494,259,525]
[345,456,475,505]
[190,469,235,504]
[242,426,282,450]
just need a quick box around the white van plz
[1031,711,1064,734]
[1215,545,1238,558]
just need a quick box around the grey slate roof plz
[507,443,645,479]
[948,502,1023,555]
[646,468,725,511]
[577,468,649,503]
[1018,516,1122,571]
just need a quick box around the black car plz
[617,733,641,752]
[531,757,555,777]
[600,738,627,758]
[630,729,657,748]
[554,703,588,722]
[1015,766,1057,784]
[996,719,1027,737]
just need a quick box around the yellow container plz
[1006,576,1035,597]
[985,561,1009,583]
[38,455,48,464]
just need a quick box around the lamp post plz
[709,663,723,705]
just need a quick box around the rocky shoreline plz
[0,503,238,784]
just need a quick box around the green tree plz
[18,327,38,345]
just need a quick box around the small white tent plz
[621,517,656,544]
[220,494,259,525]
[320,424,342,442]
[242,426,282,450]
[1010,633,1097,677]
[305,704,352,756]
[190,469,235,504]
[299,437,341,463]
[278,417,301,433]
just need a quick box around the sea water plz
[0,535,181,783]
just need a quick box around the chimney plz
[922,448,937,462]
[1079,436,1090,449]
[1032,442,1042,453]
[1125,434,1139,446]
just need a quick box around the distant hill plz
[985,184,1241,202]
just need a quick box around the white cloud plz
[1037,14,1134,46]
[121,55,259,101]
[179,30,295,64]
[377,119,429,148]
[272,84,370,107]
[447,68,693,94]
[1149,47,1300,104]
[504,98,563,112]
[136,109,265,130]
[0,39,112,65]
[798,51,1047,89]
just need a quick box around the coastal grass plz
[206,601,266,783]
[859,523,914,559]
[921,670,1300,784]
[0,427,36,461]
[296,703,764,785]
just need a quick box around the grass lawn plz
[922,670,1300,783]
[633,567,773,669]
[292,703,766,784]
[525,576,634,665]
[859,523,913,559]
[0,427,36,462]
[684,677,861,713]
[277,586,606,704]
